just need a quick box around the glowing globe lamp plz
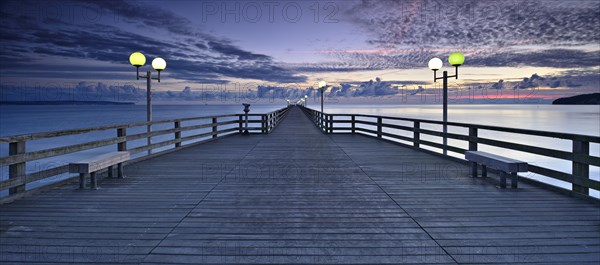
[152,57,167,71]
[428,58,443,71]
[448,52,464,66]
[318,81,327,91]
[151,57,167,82]
[129,52,146,67]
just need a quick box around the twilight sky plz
[0,0,599,102]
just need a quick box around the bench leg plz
[108,166,114,178]
[90,172,98,190]
[117,163,125,178]
[471,162,478,177]
[481,165,487,178]
[499,172,507,189]
[79,173,86,189]
[511,173,518,189]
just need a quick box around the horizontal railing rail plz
[0,106,290,202]
[300,106,600,200]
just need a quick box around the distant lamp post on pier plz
[428,52,465,155]
[304,95,308,107]
[129,52,167,155]
[318,81,327,113]
[242,103,251,134]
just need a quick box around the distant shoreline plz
[552,93,600,105]
[0,101,135,105]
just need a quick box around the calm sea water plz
[1,103,599,197]
[0,104,283,136]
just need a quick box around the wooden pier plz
[1,107,599,264]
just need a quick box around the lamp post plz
[304,95,308,107]
[242,103,250,134]
[318,81,327,112]
[129,52,167,155]
[318,81,327,130]
[428,52,464,156]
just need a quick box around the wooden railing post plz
[377,117,382,138]
[319,112,323,131]
[272,113,276,129]
[238,115,243,133]
[320,112,323,130]
[572,140,589,195]
[413,121,420,148]
[116,127,127,178]
[468,126,479,178]
[174,121,181,147]
[320,113,324,132]
[329,115,333,133]
[265,113,269,133]
[8,141,26,195]
[351,115,356,134]
[468,126,478,151]
[117,127,127,151]
[317,111,319,124]
[262,114,267,133]
[212,117,218,138]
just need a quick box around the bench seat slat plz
[69,151,129,173]
[465,151,527,173]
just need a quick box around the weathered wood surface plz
[68,151,130,174]
[465,151,528,173]
[1,107,598,264]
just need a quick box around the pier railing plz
[301,106,599,199]
[0,106,289,202]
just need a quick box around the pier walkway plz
[1,107,599,264]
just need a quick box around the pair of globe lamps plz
[427,52,465,81]
[129,52,167,82]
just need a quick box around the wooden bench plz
[465,151,528,189]
[69,151,129,190]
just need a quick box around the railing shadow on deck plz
[300,106,600,202]
[0,106,290,203]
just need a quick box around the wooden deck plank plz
[330,132,600,264]
[1,107,598,264]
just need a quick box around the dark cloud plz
[347,0,600,48]
[77,0,197,36]
[195,43,208,50]
[295,0,600,71]
[491,80,504,90]
[290,62,377,72]
[0,0,306,84]
[468,49,600,68]
[208,41,271,61]
[481,72,597,91]
[513,74,541,89]
[293,47,600,72]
